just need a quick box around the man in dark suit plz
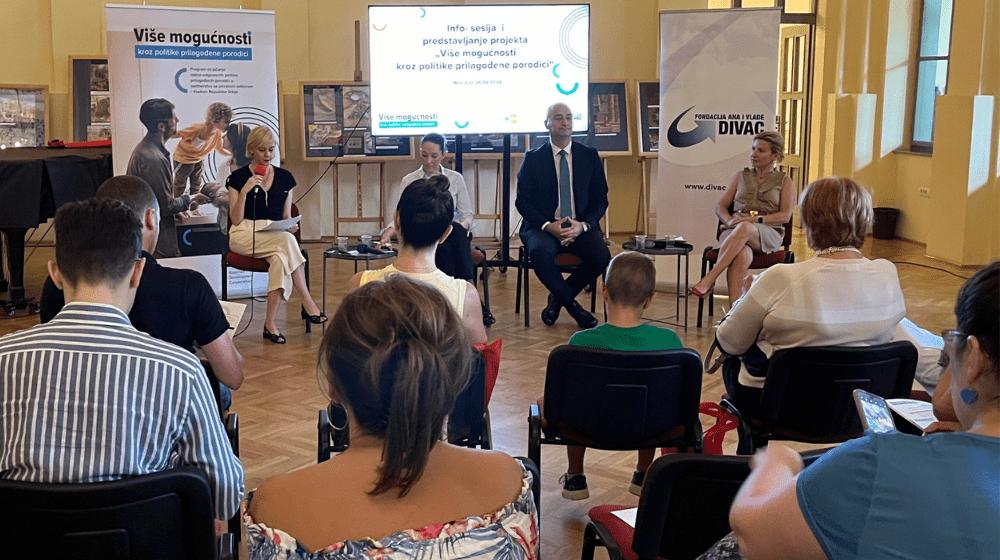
[516,103,611,328]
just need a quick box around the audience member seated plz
[381,132,494,326]
[708,260,999,560]
[244,276,537,559]
[558,251,682,501]
[690,130,794,303]
[715,176,906,417]
[350,175,488,344]
[40,175,244,410]
[227,126,326,344]
[0,199,243,520]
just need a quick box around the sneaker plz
[559,473,590,500]
[628,470,645,496]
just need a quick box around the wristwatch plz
[758,216,764,224]
[582,222,590,232]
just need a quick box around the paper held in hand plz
[259,215,302,232]
[218,300,247,338]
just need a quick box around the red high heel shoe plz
[689,285,714,299]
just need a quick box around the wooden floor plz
[0,230,975,559]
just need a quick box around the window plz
[911,0,953,150]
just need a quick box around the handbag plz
[704,337,769,380]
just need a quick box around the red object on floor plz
[474,337,502,406]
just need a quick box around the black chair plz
[318,350,492,463]
[471,242,493,325]
[0,467,234,560]
[722,341,919,454]
[515,245,598,328]
[528,346,704,483]
[697,211,794,328]
[581,449,829,560]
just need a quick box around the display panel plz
[369,4,590,136]
[528,81,630,155]
[70,58,111,142]
[636,81,659,156]
[301,82,412,161]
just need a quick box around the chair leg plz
[581,523,601,560]
[515,251,524,314]
[721,399,754,455]
[589,278,597,313]
[221,253,228,301]
[523,254,531,328]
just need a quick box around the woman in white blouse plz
[715,176,906,415]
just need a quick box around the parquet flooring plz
[0,231,976,560]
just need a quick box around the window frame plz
[909,0,955,153]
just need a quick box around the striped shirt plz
[0,302,244,519]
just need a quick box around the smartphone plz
[853,389,896,433]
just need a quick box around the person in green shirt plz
[561,251,682,500]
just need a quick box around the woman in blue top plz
[227,127,326,344]
[723,260,999,560]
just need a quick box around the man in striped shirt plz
[0,199,244,519]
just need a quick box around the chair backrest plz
[0,467,218,560]
[632,450,828,560]
[758,341,919,440]
[447,349,487,448]
[542,346,703,450]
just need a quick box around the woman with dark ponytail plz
[243,276,537,559]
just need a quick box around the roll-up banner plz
[106,4,277,296]
[656,9,780,288]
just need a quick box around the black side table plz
[623,240,693,331]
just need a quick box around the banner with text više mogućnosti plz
[106,5,278,267]
[656,9,780,289]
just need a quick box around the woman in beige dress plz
[690,130,794,305]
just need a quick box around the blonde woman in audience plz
[243,276,538,559]
[705,260,999,560]
[715,176,906,417]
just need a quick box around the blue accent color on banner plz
[134,45,252,61]
[174,68,189,93]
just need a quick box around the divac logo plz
[666,106,765,148]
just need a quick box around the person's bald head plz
[545,103,573,146]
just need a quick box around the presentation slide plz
[369,4,590,136]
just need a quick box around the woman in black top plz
[227,127,326,343]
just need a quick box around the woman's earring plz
[960,388,979,405]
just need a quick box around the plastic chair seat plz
[586,505,640,560]
[226,252,270,273]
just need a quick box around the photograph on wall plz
[592,93,621,134]
[107,5,280,264]
[527,81,630,155]
[90,92,111,123]
[301,83,410,160]
[87,124,112,141]
[0,87,46,148]
[90,64,109,92]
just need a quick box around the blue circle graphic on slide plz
[558,6,589,69]
[552,63,561,79]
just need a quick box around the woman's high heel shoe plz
[301,308,328,324]
[689,285,715,299]
[263,327,286,344]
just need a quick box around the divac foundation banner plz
[106,4,279,266]
[656,9,780,287]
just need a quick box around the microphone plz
[357,243,391,254]
[254,164,268,176]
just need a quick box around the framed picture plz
[300,82,413,161]
[70,57,110,142]
[527,80,632,156]
[0,85,48,147]
[636,80,659,157]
